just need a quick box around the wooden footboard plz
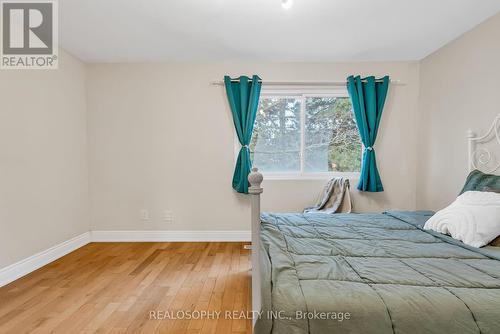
[248,167,263,327]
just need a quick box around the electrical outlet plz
[163,210,173,223]
[140,209,150,221]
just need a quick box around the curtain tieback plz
[366,146,374,151]
[241,144,249,148]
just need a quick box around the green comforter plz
[256,211,500,334]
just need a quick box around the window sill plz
[261,172,360,181]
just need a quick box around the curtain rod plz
[210,79,404,86]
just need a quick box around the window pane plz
[305,97,361,172]
[250,97,301,172]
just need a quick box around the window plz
[249,89,362,178]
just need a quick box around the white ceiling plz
[60,0,500,63]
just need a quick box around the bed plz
[248,116,500,334]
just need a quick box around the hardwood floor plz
[0,242,252,334]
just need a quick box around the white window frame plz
[235,86,361,180]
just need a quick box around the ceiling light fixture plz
[281,0,293,10]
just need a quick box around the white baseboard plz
[0,232,91,287]
[91,230,251,242]
[0,230,250,287]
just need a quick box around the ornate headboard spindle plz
[467,114,500,174]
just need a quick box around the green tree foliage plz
[250,97,301,172]
[305,97,361,172]
[250,96,361,173]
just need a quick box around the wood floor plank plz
[0,242,251,334]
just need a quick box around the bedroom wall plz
[0,49,89,268]
[417,12,500,211]
[87,61,420,232]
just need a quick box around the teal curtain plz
[224,75,262,194]
[347,75,389,192]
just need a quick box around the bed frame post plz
[467,129,476,172]
[248,167,263,326]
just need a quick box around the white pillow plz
[423,191,500,248]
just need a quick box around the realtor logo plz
[1,0,58,69]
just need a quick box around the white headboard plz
[468,114,500,174]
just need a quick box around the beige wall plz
[0,50,89,268]
[87,62,420,232]
[417,13,500,211]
